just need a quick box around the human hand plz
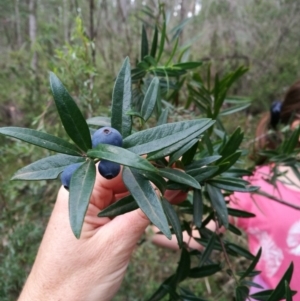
[18,166,150,301]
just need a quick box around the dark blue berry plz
[92,127,123,148]
[98,160,120,179]
[60,163,82,190]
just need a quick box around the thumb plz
[101,209,150,247]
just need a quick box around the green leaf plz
[122,167,171,239]
[228,223,242,236]
[228,208,256,218]
[156,11,166,63]
[141,24,149,60]
[240,248,262,280]
[181,140,199,166]
[159,168,201,189]
[218,127,244,157]
[111,57,132,138]
[12,154,85,180]
[87,144,157,173]
[141,77,160,121]
[285,280,292,301]
[185,156,222,172]
[137,169,167,194]
[123,119,214,155]
[219,102,251,116]
[49,72,91,151]
[150,25,158,59]
[157,108,169,125]
[86,116,111,127]
[235,286,249,301]
[147,275,174,301]
[199,233,216,267]
[162,198,183,248]
[98,195,138,217]
[266,262,294,301]
[189,264,222,278]
[226,243,255,260]
[193,189,203,228]
[169,139,198,166]
[166,37,179,66]
[173,62,202,70]
[0,127,81,156]
[207,178,250,192]
[206,184,228,228]
[174,248,190,283]
[190,166,219,182]
[69,160,96,238]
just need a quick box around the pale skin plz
[18,165,187,301]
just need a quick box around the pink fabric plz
[230,165,300,300]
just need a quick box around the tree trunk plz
[90,0,96,66]
[15,0,22,48]
[29,0,37,72]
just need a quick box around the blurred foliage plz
[0,0,299,300]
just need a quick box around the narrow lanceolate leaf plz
[111,57,132,138]
[87,144,156,173]
[169,139,198,166]
[0,127,81,156]
[206,184,228,228]
[199,233,216,267]
[174,248,191,284]
[193,189,203,228]
[123,119,214,155]
[173,62,202,70]
[69,160,96,239]
[98,195,138,217]
[123,167,171,239]
[159,168,201,189]
[141,24,149,60]
[189,264,222,278]
[150,25,158,59]
[12,154,85,180]
[141,77,159,121]
[162,198,183,248]
[49,72,91,151]
[240,248,262,280]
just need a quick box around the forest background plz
[1,0,300,300]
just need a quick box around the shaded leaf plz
[69,160,96,238]
[173,62,202,69]
[199,233,216,267]
[174,248,191,283]
[228,208,256,218]
[141,24,149,60]
[49,72,91,151]
[169,139,198,166]
[150,25,158,59]
[206,184,228,228]
[162,198,183,248]
[159,168,201,189]
[98,195,138,217]
[235,286,249,301]
[189,264,222,278]
[193,189,203,228]
[240,248,262,280]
